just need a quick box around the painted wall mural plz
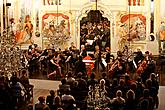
[117,14,146,50]
[15,15,33,44]
[42,13,71,48]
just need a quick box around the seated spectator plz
[75,56,86,76]
[111,90,125,110]
[10,75,26,109]
[58,79,70,96]
[19,70,29,90]
[75,72,87,91]
[87,73,98,88]
[130,83,138,97]
[138,89,154,110]
[99,72,110,88]
[109,79,118,99]
[61,89,76,110]
[135,77,145,100]
[0,76,11,110]
[116,79,128,99]
[27,103,33,110]
[35,96,50,110]
[52,96,62,110]
[99,79,107,92]
[66,72,75,87]
[46,90,55,110]
[150,73,159,108]
[125,90,136,110]
[20,70,34,101]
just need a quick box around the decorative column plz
[0,0,3,35]
[111,12,118,56]
[154,0,161,33]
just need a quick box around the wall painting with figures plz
[117,14,146,51]
[42,13,71,49]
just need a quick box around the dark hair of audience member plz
[143,89,150,98]
[61,78,67,85]
[90,73,95,79]
[38,96,45,103]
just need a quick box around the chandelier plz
[0,19,24,78]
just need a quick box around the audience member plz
[35,96,50,110]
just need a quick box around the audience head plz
[57,108,63,110]
[112,79,118,86]
[150,73,156,80]
[22,69,27,76]
[90,73,95,79]
[27,103,33,110]
[61,78,67,85]
[119,79,125,86]
[73,81,78,87]
[116,90,122,97]
[55,96,61,104]
[50,90,55,96]
[145,79,152,88]
[64,88,70,95]
[130,82,137,91]
[77,72,82,78]
[67,72,72,78]
[136,76,142,83]
[125,74,130,81]
[100,79,105,85]
[38,96,45,103]
[102,72,106,78]
[126,89,135,100]
[143,89,150,98]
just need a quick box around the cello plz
[136,59,147,76]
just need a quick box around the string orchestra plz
[19,42,156,84]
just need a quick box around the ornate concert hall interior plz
[0,0,165,110]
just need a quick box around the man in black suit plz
[105,47,114,63]
[80,45,87,58]
[75,56,86,76]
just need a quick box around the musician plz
[80,45,87,58]
[75,56,86,76]
[134,48,144,66]
[69,42,78,68]
[144,51,152,63]
[109,51,126,80]
[105,47,114,64]
[94,45,105,72]
[69,42,77,52]
[142,51,156,82]
[49,52,62,77]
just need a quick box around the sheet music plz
[133,60,137,69]
[102,58,107,67]
[65,56,71,62]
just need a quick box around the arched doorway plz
[80,10,110,52]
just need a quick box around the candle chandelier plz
[0,29,23,76]
[0,1,23,76]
